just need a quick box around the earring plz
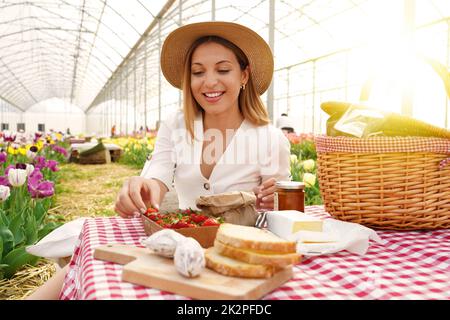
[241,83,246,90]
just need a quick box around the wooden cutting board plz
[94,244,293,300]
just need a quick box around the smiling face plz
[190,41,249,116]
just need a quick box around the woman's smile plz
[203,91,225,103]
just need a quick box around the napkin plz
[291,218,384,256]
[26,217,87,261]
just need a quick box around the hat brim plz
[161,21,274,95]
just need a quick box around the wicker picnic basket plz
[316,57,450,230]
[316,135,450,230]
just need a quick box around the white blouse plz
[140,111,291,210]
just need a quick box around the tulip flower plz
[28,179,54,198]
[46,160,59,172]
[29,168,44,182]
[34,156,47,170]
[0,176,10,187]
[8,168,27,187]
[51,145,68,157]
[290,154,298,164]
[26,164,35,176]
[302,159,315,172]
[3,132,16,142]
[26,145,39,160]
[0,185,10,201]
[303,172,317,187]
[15,163,27,170]
[5,164,15,175]
[0,151,6,163]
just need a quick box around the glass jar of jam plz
[274,181,305,212]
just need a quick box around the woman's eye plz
[192,71,204,76]
[218,70,230,74]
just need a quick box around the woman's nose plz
[204,72,219,87]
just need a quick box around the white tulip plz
[303,173,317,187]
[0,185,10,201]
[302,159,316,172]
[8,168,27,187]
[26,149,37,160]
[26,164,35,176]
[290,154,298,164]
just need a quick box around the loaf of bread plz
[205,247,275,278]
[215,223,296,253]
[214,239,300,268]
[204,223,300,278]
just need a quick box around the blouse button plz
[203,183,210,190]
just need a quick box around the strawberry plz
[190,213,209,224]
[147,213,159,221]
[146,206,159,214]
[202,218,220,227]
[172,221,190,229]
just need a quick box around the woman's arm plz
[115,114,177,217]
[256,129,291,210]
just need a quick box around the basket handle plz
[359,55,450,101]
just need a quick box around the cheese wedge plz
[266,210,323,240]
[295,230,339,243]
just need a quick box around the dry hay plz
[0,260,57,300]
[51,162,140,220]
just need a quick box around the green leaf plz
[0,226,14,259]
[8,213,25,246]
[2,247,39,278]
[0,235,3,260]
[24,215,38,245]
[33,201,47,225]
[0,211,9,227]
[38,221,62,240]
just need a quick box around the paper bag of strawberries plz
[195,191,258,226]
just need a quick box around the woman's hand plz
[115,177,163,218]
[253,178,277,210]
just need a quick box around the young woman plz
[27,21,290,300]
[115,21,290,218]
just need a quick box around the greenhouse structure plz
[0,0,449,302]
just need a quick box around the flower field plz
[0,131,69,280]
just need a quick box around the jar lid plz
[276,181,305,190]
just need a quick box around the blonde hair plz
[181,36,270,140]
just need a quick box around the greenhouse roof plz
[0,0,168,111]
[0,0,449,114]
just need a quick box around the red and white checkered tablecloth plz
[59,206,450,300]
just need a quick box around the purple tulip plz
[4,134,16,142]
[51,145,68,157]
[34,132,43,143]
[34,156,47,170]
[5,164,15,175]
[0,175,10,187]
[28,179,54,198]
[46,160,59,172]
[0,152,6,163]
[29,168,44,182]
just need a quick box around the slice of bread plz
[215,223,296,253]
[214,239,300,268]
[205,247,275,278]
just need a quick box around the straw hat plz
[160,21,274,95]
